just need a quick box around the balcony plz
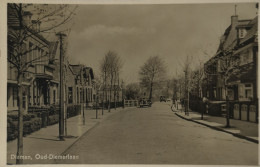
[35,64,54,80]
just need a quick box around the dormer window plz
[238,28,247,39]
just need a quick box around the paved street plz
[55,102,258,165]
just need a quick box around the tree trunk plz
[149,82,153,100]
[114,72,116,110]
[104,72,107,110]
[82,86,85,125]
[225,85,230,127]
[16,74,23,164]
[109,74,113,112]
[102,76,104,115]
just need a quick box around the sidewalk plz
[7,107,126,164]
[174,107,258,144]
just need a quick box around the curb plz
[175,112,258,144]
[59,121,101,157]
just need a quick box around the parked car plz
[160,96,166,102]
[166,98,171,102]
[139,98,152,108]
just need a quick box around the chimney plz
[31,20,41,32]
[231,15,238,28]
[22,11,32,27]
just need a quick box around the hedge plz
[7,116,42,141]
[7,104,81,141]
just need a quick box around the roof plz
[70,64,83,75]
[69,64,95,79]
[215,16,256,56]
[221,19,252,52]
[99,84,122,91]
[8,4,50,45]
[240,16,258,44]
[85,67,94,79]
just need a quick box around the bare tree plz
[7,3,77,164]
[99,51,122,112]
[100,55,110,112]
[139,56,166,100]
[216,52,240,127]
[125,83,142,100]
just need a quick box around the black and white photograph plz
[1,0,259,166]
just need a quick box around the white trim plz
[234,43,256,55]
[7,80,30,86]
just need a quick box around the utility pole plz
[57,32,66,141]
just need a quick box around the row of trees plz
[99,51,123,111]
[128,44,237,128]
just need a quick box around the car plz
[166,98,171,102]
[160,96,166,102]
[139,98,152,108]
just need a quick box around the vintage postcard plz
[0,0,259,166]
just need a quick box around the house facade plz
[204,15,258,103]
[66,64,96,107]
[7,5,59,113]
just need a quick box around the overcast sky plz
[66,3,257,84]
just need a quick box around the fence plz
[124,100,139,107]
[231,101,258,123]
[189,99,258,123]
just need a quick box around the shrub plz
[48,114,59,125]
[7,115,42,141]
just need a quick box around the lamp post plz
[56,32,66,141]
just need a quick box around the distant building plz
[66,64,96,107]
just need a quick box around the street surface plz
[55,102,258,165]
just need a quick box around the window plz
[33,46,37,64]
[29,42,33,62]
[80,88,83,103]
[7,85,10,106]
[33,84,36,105]
[240,50,253,65]
[238,83,253,101]
[245,84,253,100]
[22,93,26,109]
[28,87,31,106]
[38,47,41,64]
[83,88,85,102]
[53,90,56,104]
[68,87,73,104]
[239,28,247,38]
[13,86,18,107]
[77,87,79,103]
[245,89,252,98]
